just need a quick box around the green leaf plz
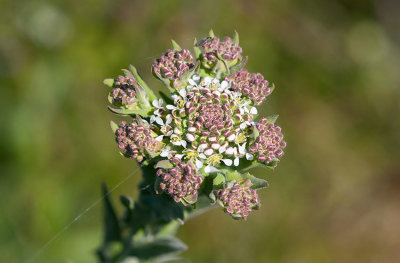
[101,183,122,244]
[129,65,158,102]
[108,106,153,117]
[171,39,182,51]
[242,173,269,190]
[225,170,242,182]
[103,78,114,88]
[130,236,187,259]
[232,30,239,44]
[155,160,173,169]
[213,173,225,186]
[110,121,119,133]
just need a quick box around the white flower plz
[238,143,247,155]
[188,78,196,86]
[220,80,229,90]
[166,104,178,110]
[152,98,164,108]
[160,146,171,157]
[195,158,204,169]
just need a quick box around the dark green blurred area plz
[1,0,400,262]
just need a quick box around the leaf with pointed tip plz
[108,106,153,117]
[232,30,239,44]
[129,65,158,102]
[101,183,122,244]
[229,56,248,74]
[130,236,187,259]
[242,172,269,190]
[208,29,215,38]
[171,39,182,51]
[103,78,114,88]
[266,114,279,124]
[110,121,119,133]
[269,83,275,93]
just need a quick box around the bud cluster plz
[225,69,272,105]
[216,180,260,219]
[110,76,137,108]
[116,120,162,162]
[198,36,242,63]
[152,49,195,80]
[249,118,286,165]
[156,159,203,205]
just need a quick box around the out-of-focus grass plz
[1,0,399,262]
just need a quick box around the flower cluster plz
[156,159,203,205]
[225,69,272,105]
[152,49,195,80]
[110,76,137,108]
[198,36,242,64]
[249,118,286,165]
[107,31,286,219]
[116,120,162,162]
[216,180,260,219]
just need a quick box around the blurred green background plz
[1,0,400,262]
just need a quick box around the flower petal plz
[246,153,254,160]
[222,159,233,166]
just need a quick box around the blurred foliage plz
[1,0,400,262]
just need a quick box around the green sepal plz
[252,124,260,140]
[110,120,119,133]
[108,106,153,117]
[242,172,269,190]
[208,29,215,38]
[128,65,157,102]
[265,114,279,124]
[232,30,239,44]
[193,38,202,59]
[171,39,182,51]
[103,78,114,88]
[228,56,248,76]
[269,83,275,93]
